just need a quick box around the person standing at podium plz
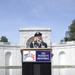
[30,32,47,48]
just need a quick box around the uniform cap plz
[34,32,42,36]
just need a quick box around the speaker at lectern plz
[20,48,52,75]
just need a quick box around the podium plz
[21,48,52,75]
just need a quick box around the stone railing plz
[0,42,20,46]
[0,65,75,69]
[52,41,75,47]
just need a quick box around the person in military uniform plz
[30,32,47,48]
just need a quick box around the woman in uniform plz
[30,32,47,48]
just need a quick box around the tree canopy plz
[61,19,75,42]
[0,36,8,42]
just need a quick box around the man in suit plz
[30,32,47,48]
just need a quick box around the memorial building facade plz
[0,28,75,75]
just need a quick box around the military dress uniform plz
[30,32,47,48]
[30,41,47,48]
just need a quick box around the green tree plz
[0,36,8,42]
[61,19,75,42]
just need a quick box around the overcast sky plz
[0,0,75,43]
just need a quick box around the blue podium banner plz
[36,51,51,62]
[23,50,51,62]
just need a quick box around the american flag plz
[30,53,35,60]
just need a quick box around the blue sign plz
[36,50,51,62]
